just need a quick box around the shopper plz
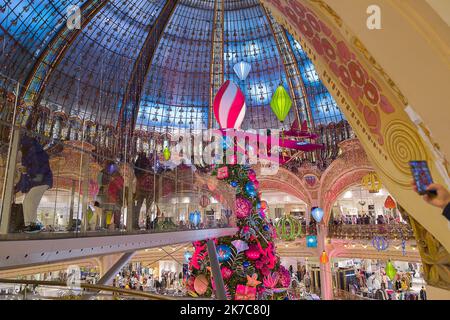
[14,135,53,233]
[412,182,450,221]
[420,286,427,300]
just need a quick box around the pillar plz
[317,223,333,300]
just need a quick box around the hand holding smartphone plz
[409,161,437,197]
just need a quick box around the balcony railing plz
[328,223,414,240]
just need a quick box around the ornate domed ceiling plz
[0,0,345,133]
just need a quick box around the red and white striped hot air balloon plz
[213,80,246,129]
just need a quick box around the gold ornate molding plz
[409,215,450,290]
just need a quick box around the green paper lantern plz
[163,147,171,161]
[385,260,397,281]
[270,85,292,123]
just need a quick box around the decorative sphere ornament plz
[245,181,257,197]
[260,200,268,210]
[235,197,252,219]
[247,169,257,182]
[193,275,208,295]
[230,181,238,188]
[243,261,250,268]
[213,80,246,129]
[245,246,261,260]
[163,147,171,161]
[263,225,270,232]
[221,267,233,280]
[199,195,211,208]
[216,245,232,263]
[217,166,229,180]
[311,207,324,223]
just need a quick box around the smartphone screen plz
[409,161,433,195]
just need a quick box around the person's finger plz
[426,183,441,191]
[423,194,431,203]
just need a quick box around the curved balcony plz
[328,223,414,241]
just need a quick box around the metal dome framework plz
[0,0,345,136]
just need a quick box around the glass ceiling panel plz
[0,0,85,82]
[137,0,214,132]
[223,4,296,130]
[40,0,166,124]
[286,33,345,126]
[0,0,347,134]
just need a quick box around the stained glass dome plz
[0,0,346,136]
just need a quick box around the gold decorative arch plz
[262,0,450,253]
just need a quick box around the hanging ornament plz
[163,147,171,161]
[260,200,268,210]
[270,85,292,123]
[213,80,246,129]
[372,236,389,251]
[320,250,329,264]
[361,172,382,193]
[385,260,397,281]
[233,61,252,81]
[311,207,324,223]
[217,166,229,180]
[189,210,201,227]
[245,181,257,197]
[243,261,250,268]
[216,244,232,262]
[384,195,396,209]
[235,197,252,219]
[306,235,318,248]
[231,239,249,254]
[275,215,302,241]
[230,181,238,188]
[199,195,211,208]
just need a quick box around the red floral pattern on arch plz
[266,0,397,145]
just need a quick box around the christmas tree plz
[187,164,291,300]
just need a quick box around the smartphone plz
[409,161,436,196]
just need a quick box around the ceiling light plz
[343,191,352,199]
